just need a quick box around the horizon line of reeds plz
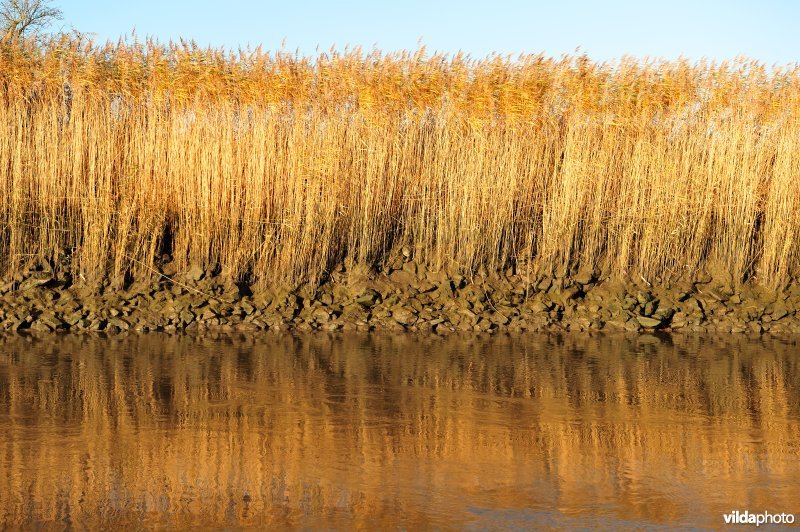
[1,36,798,288]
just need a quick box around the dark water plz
[0,333,799,529]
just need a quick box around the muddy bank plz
[1,256,799,335]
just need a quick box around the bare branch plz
[1,0,62,40]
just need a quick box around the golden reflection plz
[0,333,798,528]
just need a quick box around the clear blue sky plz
[55,0,799,64]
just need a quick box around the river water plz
[0,333,798,529]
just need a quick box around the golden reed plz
[0,37,798,287]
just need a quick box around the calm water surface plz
[1,333,799,529]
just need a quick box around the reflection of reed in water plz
[0,333,798,528]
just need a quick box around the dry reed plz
[0,36,798,287]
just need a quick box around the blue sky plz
[55,0,799,64]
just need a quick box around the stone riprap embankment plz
[1,255,799,335]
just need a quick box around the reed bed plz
[0,37,798,287]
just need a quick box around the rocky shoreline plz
[1,254,800,336]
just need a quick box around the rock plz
[19,272,54,291]
[391,306,417,326]
[3,259,800,335]
[355,289,381,307]
[386,257,404,271]
[161,262,178,277]
[453,308,478,326]
[654,308,675,322]
[771,304,789,321]
[474,318,493,332]
[322,320,342,331]
[408,298,424,313]
[450,274,466,290]
[108,317,131,331]
[29,321,54,332]
[530,300,552,313]
[496,304,516,316]
[389,269,417,286]
[38,311,64,330]
[199,308,219,320]
[621,296,638,311]
[179,310,195,326]
[489,311,510,325]
[706,288,730,303]
[694,271,712,284]
[642,300,658,317]
[624,318,641,331]
[331,284,351,301]
[670,312,688,329]
[636,291,654,305]
[312,307,331,322]
[240,300,256,315]
[461,286,488,303]
[636,316,663,328]
[186,263,205,282]
[341,303,366,320]
[415,280,437,293]
[684,297,704,315]
[554,286,582,305]
[425,269,449,283]
[536,277,552,292]
[572,268,597,286]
